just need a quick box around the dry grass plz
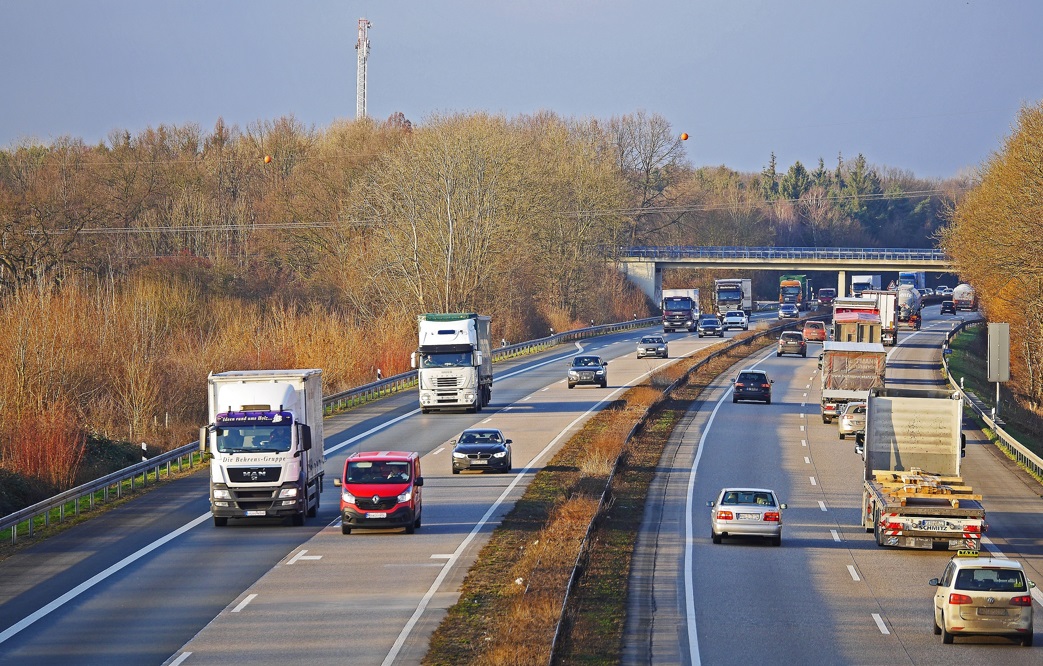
[424,333,775,665]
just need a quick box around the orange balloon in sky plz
[264,155,272,164]
[680,133,689,141]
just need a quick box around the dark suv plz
[567,355,608,388]
[697,315,724,338]
[940,300,956,315]
[733,369,773,404]
[777,331,807,357]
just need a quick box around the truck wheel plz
[568,383,575,389]
[213,516,228,527]
[839,433,845,440]
[873,509,884,545]
[292,511,305,527]
[421,407,430,414]
[341,523,351,535]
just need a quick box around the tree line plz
[0,108,960,505]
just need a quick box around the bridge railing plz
[616,246,948,261]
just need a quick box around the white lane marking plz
[685,348,775,666]
[801,439,807,447]
[804,457,811,464]
[521,396,532,402]
[503,406,514,411]
[801,402,806,407]
[481,417,493,423]
[802,392,807,397]
[287,550,321,564]
[541,387,549,391]
[831,530,841,542]
[810,477,817,486]
[430,554,453,559]
[169,654,192,666]
[872,614,890,634]
[231,594,257,613]
[432,447,445,455]
[805,385,810,389]
[800,425,805,432]
[0,512,212,644]
[848,565,861,582]
[818,501,827,512]
[981,535,1043,606]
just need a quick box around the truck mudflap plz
[875,512,984,551]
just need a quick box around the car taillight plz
[735,383,745,388]
[1010,595,1033,607]
[716,510,733,520]
[763,511,780,522]
[964,524,979,533]
[948,593,973,605]
[761,383,771,388]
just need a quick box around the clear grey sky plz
[2,1,1040,179]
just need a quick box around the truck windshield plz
[717,287,741,301]
[780,286,801,296]
[663,298,693,311]
[216,424,292,453]
[421,351,472,368]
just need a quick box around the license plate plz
[977,607,1008,616]
[471,460,487,465]
[920,520,948,531]
[738,513,760,520]
[367,512,387,518]
[245,510,266,517]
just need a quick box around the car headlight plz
[341,491,356,505]
[213,488,231,500]
[595,369,605,375]
[492,450,508,458]
[397,488,413,503]
[452,451,468,459]
[278,487,299,499]
[568,370,579,377]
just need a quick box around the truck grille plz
[435,377,459,388]
[227,467,282,483]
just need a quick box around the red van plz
[334,451,423,534]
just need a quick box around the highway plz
[0,316,763,665]
[628,304,1043,664]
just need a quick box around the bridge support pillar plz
[837,270,846,297]
[618,260,661,306]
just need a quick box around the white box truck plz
[850,275,881,297]
[862,290,898,346]
[819,341,886,424]
[713,278,752,315]
[413,313,492,414]
[201,369,324,527]
[858,388,985,551]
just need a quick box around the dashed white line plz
[432,447,445,455]
[803,457,811,464]
[809,477,817,486]
[800,425,806,432]
[521,396,532,402]
[481,417,493,423]
[831,529,841,542]
[231,594,257,613]
[818,501,827,512]
[872,614,890,634]
[847,565,861,582]
[801,439,807,447]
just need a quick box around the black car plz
[941,300,956,314]
[567,355,608,388]
[733,369,773,404]
[451,428,513,473]
[697,315,724,338]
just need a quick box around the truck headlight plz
[397,488,413,503]
[278,488,299,499]
[341,491,356,505]
[213,489,231,500]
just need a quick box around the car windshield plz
[954,568,1027,592]
[346,460,411,483]
[640,337,662,344]
[727,311,744,317]
[722,491,775,506]
[573,357,601,367]
[458,430,503,444]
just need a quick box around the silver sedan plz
[708,487,786,546]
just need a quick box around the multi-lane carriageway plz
[0,307,1041,665]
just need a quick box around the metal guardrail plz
[942,319,1043,484]
[1,317,661,544]
[618,246,948,262]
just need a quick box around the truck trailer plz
[713,278,752,315]
[858,388,985,551]
[862,290,898,346]
[897,271,927,292]
[202,369,324,527]
[662,288,700,333]
[819,341,886,424]
[850,275,881,297]
[952,283,978,311]
[831,296,883,345]
[413,313,493,414]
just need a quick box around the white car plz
[930,552,1035,646]
[721,310,749,331]
[708,487,786,546]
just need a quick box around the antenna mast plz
[356,18,371,119]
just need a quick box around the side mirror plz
[299,424,312,452]
[603,360,609,366]
[779,503,788,509]
[415,476,424,487]
[505,439,513,444]
[770,379,775,384]
[333,478,342,487]
[199,426,209,452]
[961,433,967,458]
[928,578,940,586]
[854,444,865,458]
[410,352,417,369]
[706,500,716,508]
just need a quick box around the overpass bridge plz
[617,246,952,303]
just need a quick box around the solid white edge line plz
[0,512,212,644]
[872,613,890,634]
[231,594,257,613]
[684,349,775,666]
[169,653,192,666]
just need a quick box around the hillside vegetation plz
[0,109,958,509]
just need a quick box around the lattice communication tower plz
[356,18,371,119]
